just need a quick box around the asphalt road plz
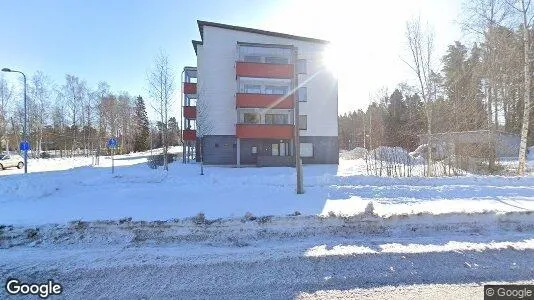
[2,235,534,299]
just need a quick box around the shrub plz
[192,212,206,225]
[147,153,176,169]
[243,212,256,221]
[25,228,39,240]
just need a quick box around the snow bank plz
[2,211,533,250]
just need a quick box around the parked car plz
[0,154,24,170]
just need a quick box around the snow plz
[1,148,534,226]
[1,210,534,298]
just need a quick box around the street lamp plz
[2,67,28,174]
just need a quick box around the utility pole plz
[293,48,303,194]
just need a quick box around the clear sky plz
[1,0,464,119]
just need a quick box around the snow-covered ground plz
[1,150,534,226]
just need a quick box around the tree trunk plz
[518,1,531,175]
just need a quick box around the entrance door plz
[272,143,279,156]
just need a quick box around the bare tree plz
[147,50,175,171]
[0,74,13,151]
[404,17,436,176]
[62,74,87,156]
[196,89,213,175]
[28,71,52,155]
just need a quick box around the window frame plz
[243,112,261,124]
[300,143,313,157]
[298,115,307,130]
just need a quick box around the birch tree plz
[196,89,213,175]
[62,74,87,156]
[507,0,533,175]
[147,50,175,171]
[404,17,436,176]
[28,71,52,155]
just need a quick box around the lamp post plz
[2,68,28,174]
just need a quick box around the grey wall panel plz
[299,136,339,164]
[202,135,237,165]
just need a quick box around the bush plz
[147,153,176,169]
[40,152,52,159]
[192,212,206,225]
[242,212,256,221]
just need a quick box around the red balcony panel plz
[236,124,294,139]
[183,129,196,141]
[236,62,293,79]
[236,93,294,109]
[183,82,197,94]
[183,106,196,119]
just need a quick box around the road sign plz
[107,138,117,149]
[20,141,30,151]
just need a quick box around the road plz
[2,230,533,299]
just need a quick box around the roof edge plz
[192,40,202,55]
[197,20,329,44]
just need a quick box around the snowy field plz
[1,148,534,226]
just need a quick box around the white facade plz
[196,24,338,137]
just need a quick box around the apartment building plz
[182,21,338,166]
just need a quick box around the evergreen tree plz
[167,117,179,146]
[133,96,149,152]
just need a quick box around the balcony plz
[236,62,293,79]
[183,106,196,119]
[236,93,293,109]
[183,129,196,141]
[236,124,294,139]
[183,82,197,95]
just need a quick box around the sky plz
[1,0,465,119]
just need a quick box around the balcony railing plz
[183,129,196,141]
[183,82,197,94]
[236,62,293,79]
[236,124,294,139]
[183,106,196,119]
[236,93,294,109]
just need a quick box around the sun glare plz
[323,44,340,77]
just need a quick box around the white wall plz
[199,26,338,137]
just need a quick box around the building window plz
[299,115,307,130]
[300,143,313,157]
[265,114,289,125]
[243,84,261,94]
[243,55,262,63]
[265,57,289,64]
[298,87,307,102]
[265,85,289,95]
[243,113,260,124]
[296,59,307,74]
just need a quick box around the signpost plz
[20,141,30,151]
[107,138,117,174]
[19,141,30,174]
